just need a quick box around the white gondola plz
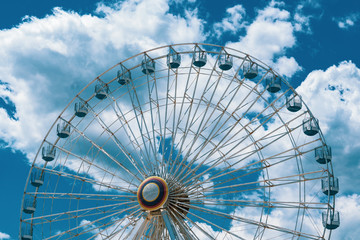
[42,144,56,162]
[315,145,332,164]
[117,64,131,85]
[266,75,281,93]
[95,82,109,100]
[286,94,302,112]
[74,101,88,117]
[192,47,207,67]
[167,48,181,69]
[218,53,233,71]
[303,117,319,136]
[322,177,339,196]
[57,121,70,138]
[243,61,258,79]
[21,225,33,240]
[141,56,155,74]
[322,210,340,230]
[31,169,44,187]
[21,233,33,240]
[23,197,36,214]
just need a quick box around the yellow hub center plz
[137,176,169,211]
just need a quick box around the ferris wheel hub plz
[137,176,169,211]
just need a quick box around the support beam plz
[133,214,151,240]
[161,209,181,240]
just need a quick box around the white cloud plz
[221,0,323,77]
[0,232,10,240]
[274,56,302,77]
[300,0,321,9]
[213,4,246,37]
[294,10,311,33]
[293,0,322,33]
[0,0,206,160]
[296,61,360,195]
[334,13,360,29]
[170,0,196,4]
[228,13,294,61]
[225,1,301,77]
[331,194,360,239]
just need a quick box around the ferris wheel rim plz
[20,43,337,240]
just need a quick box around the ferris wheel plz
[20,43,340,240]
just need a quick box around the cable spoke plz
[58,118,142,184]
[84,97,149,178]
[37,165,136,194]
[176,201,322,240]
[43,204,139,239]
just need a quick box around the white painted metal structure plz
[20,43,339,239]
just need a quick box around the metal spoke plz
[43,204,139,239]
[59,117,142,183]
[85,98,149,178]
[176,201,322,240]
[43,141,138,192]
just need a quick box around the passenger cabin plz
[57,121,70,138]
[303,117,319,136]
[42,144,56,162]
[243,61,258,79]
[141,56,155,74]
[167,48,181,69]
[192,47,207,67]
[266,75,281,93]
[95,82,109,100]
[21,233,32,240]
[23,197,36,214]
[322,177,339,196]
[22,233,33,240]
[315,145,332,164]
[31,169,44,188]
[74,101,88,118]
[117,65,131,85]
[218,53,233,71]
[21,225,33,240]
[322,210,340,230]
[286,94,302,112]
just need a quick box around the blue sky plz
[0,0,360,239]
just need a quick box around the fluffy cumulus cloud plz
[293,8,311,33]
[213,4,246,37]
[333,13,360,29]
[296,60,360,194]
[295,59,360,240]
[224,1,303,78]
[227,1,294,61]
[275,56,302,77]
[331,194,360,239]
[0,0,317,160]
[0,0,206,159]
[0,232,10,240]
[293,0,322,33]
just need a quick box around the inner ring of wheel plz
[137,176,168,211]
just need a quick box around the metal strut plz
[161,209,182,240]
